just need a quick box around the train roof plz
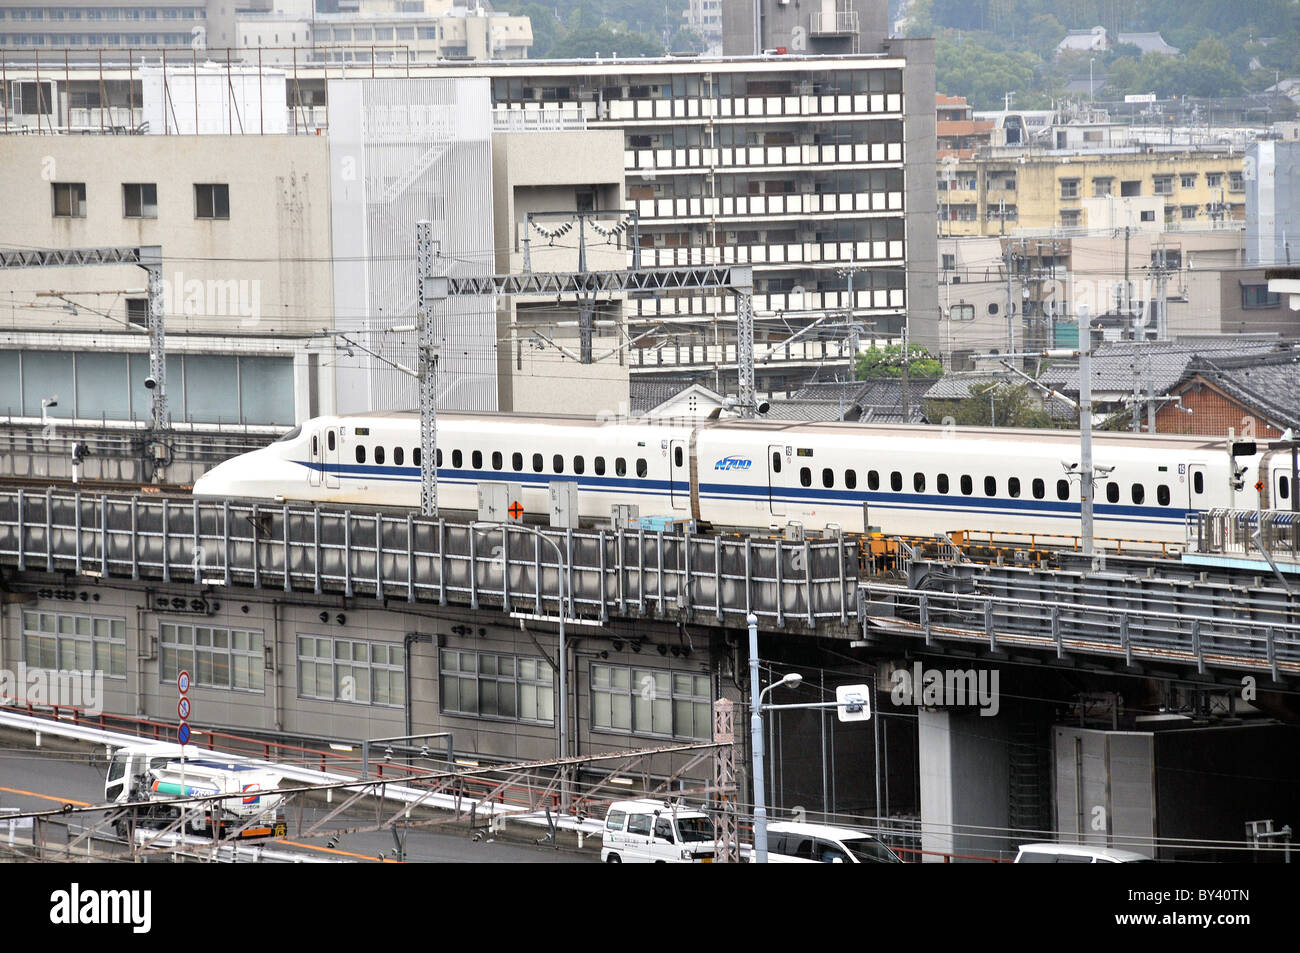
[331,410,1235,451]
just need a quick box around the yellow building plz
[938,149,1246,236]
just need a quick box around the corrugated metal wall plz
[329,77,497,414]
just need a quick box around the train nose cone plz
[192,458,236,498]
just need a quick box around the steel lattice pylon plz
[712,697,740,863]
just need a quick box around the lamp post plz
[1089,58,1095,105]
[747,612,803,864]
[472,521,569,805]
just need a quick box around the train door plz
[1270,465,1295,511]
[1186,463,1208,511]
[767,444,787,516]
[325,428,340,489]
[308,430,323,487]
[669,439,688,510]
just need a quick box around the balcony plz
[629,190,904,221]
[633,239,905,269]
[810,10,859,36]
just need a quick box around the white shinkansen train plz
[191,411,1292,542]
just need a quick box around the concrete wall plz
[919,708,1012,861]
[722,0,888,55]
[0,135,331,338]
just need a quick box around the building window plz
[126,298,149,327]
[1241,284,1281,309]
[1153,175,1173,196]
[950,303,975,320]
[591,664,712,740]
[194,183,230,219]
[22,610,126,678]
[1120,180,1141,197]
[1139,210,1156,222]
[440,650,553,723]
[1060,210,1081,228]
[52,182,87,217]
[1206,172,1223,189]
[1092,177,1113,197]
[299,636,404,707]
[1228,172,1244,192]
[123,183,157,218]
[1180,173,1198,189]
[1059,178,1079,200]
[1180,205,1197,221]
[160,622,264,692]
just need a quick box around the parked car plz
[1013,842,1153,863]
[601,798,716,863]
[761,821,903,863]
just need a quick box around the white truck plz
[105,742,287,841]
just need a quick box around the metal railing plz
[1186,508,1300,561]
[0,490,858,631]
[860,577,1300,679]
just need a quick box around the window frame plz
[194,182,230,220]
[52,181,87,218]
[122,182,157,219]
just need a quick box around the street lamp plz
[747,611,803,864]
[471,520,569,804]
[1090,58,1095,104]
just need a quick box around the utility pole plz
[1004,238,1017,359]
[900,320,911,421]
[416,220,440,518]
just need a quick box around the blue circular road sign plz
[178,723,191,745]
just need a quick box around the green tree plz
[521,2,560,57]
[668,27,705,53]
[854,344,944,380]
[926,382,1054,428]
[550,25,663,58]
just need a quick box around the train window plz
[436,449,443,467]
[356,445,366,464]
[553,454,564,474]
[984,476,996,497]
[822,468,833,488]
[512,452,523,471]
[772,452,782,473]
[674,447,683,467]
[327,431,336,451]
[472,450,483,469]
[492,451,503,471]
[414,448,422,466]
[845,470,857,490]
[890,471,902,492]
[1008,477,1020,498]
[1280,475,1291,502]
[375,446,385,465]
[574,456,585,475]
[1193,471,1204,495]
[616,458,627,476]
[1032,478,1045,500]
[1131,484,1145,505]
[393,447,404,466]
[914,473,926,492]
[960,475,973,496]
[452,450,463,468]
[1157,484,1170,506]
[532,453,544,473]
[800,467,812,488]
[636,459,648,478]
[1106,483,1119,503]
[312,434,319,456]
[1056,479,1069,501]
[868,471,879,491]
[595,456,606,476]
[937,474,949,494]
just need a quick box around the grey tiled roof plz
[1040,339,1282,397]
[765,377,938,423]
[1181,353,1300,430]
[629,379,695,416]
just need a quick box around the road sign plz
[508,501,525,521]
[178,723,191,745]
[177,671,190,694]
[835,684,872,723]
[178,697,191,720]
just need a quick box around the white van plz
[763,821,903,863]
[601,798,716,863]
[1013,842,1153,863]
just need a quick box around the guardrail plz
[859,579,1300,679]
[1186,508,1300,561]
[0,489,858,632]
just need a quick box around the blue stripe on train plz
[295,461,1189,524]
